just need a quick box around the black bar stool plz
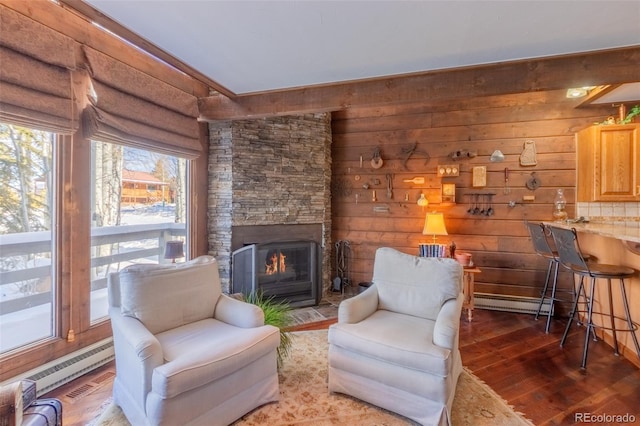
[526,222,561,333]
[548,225,640,369]
[525,222,589,334]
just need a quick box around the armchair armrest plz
[432,293,464,349]
[338,284,379,324]
[214,294,265,328]
[110,309,163,406]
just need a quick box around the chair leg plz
[544,261,560,334]
[581,277,597,369]
[619,278,640,359]
[607,278,620,355]
[561,275,583,347]
[535,259,554,321]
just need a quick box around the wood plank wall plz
[331,89,614,313]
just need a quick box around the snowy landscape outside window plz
[90,141,188,322]
[0,123,56,353]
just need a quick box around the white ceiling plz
[84,0,640,95]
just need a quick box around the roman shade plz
[81,47,203,159]
[1,5,203,158]
[0,6,77,133]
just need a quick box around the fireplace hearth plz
[231,240,321,308]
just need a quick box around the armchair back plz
[373,247,462,320]
[109,256,221,334]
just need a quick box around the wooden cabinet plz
[576,124,640,202]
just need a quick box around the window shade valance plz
[81,47,202,158]
[0,5,204,158]
[0,6,77,133]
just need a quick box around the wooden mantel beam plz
[198,46,640,121]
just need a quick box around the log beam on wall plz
[199,46,640,120]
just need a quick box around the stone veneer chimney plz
[207,113,332,295]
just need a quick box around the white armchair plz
[328,247,464,426]
[107,255,280,426]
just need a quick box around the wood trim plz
[199,46,640,120]
[189,121,210,259]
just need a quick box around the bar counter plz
[543,220,640,244]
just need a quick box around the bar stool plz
[526,222,591,333]
[526,222,561,333]
[548,225,640,369]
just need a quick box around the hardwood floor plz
[45,309,640,425]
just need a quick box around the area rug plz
[89,330,534,426]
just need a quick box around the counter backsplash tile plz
[576,202,640,223]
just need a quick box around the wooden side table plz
[462,267,481,321]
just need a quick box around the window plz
[89,142,188,322]
[0,123,56,354]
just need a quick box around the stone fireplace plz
[207,113,332,298]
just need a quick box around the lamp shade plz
[164,240,184,262]
[422,212,448,242]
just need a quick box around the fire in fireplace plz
[231,240,321,308]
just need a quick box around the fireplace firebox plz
[231,240,321,307]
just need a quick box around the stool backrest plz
[525,222,555,258]
[548,226,590,274]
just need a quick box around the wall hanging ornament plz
[490,149,505,162]
[400,142,430,170]
[526,172,541,190]
[519,139,537,166]
[371,146,384,169]
[449,149,477,161]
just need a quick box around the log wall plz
[331,89,615,314]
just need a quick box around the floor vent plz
[0,338,114,397]
[62,370,116,404]
[65,383,95,400]
[474,293,552,315]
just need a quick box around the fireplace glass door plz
[232,240,319,307]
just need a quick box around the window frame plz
[0,130,207,382]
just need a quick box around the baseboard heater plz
[474,293,552,315]
[1,338,114,396]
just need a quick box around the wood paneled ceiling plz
[64,1,640,97]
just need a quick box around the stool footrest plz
[572,310,639,333]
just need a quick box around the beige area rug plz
[89,330,534,426]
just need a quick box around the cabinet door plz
[595,125,639,201]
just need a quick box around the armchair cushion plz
[373,247,462,320]
[119,256,221,334]
[153,318,280,398]
[329,310,453,377]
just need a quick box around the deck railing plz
[0,222,186,316]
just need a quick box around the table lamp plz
[422,212,448,243]
[164,240,184,263]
